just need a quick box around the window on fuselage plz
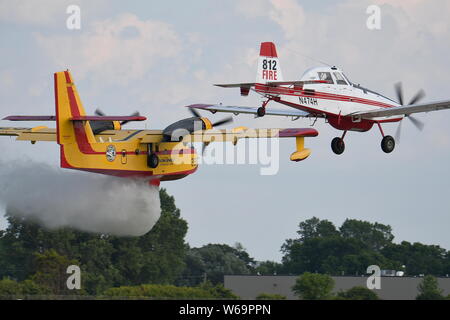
[318,72,334,84]
[333,72,348,85]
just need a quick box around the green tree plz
[255,261,283,275]
[256,293,286,300]
[31,249,81,295]
[337,286,380,300]
[416,275,445,300]
[340,219,394,251]
[197,281,239,299]
[103,282,238,299]
[282,218,400,276]
[382,241,446,276]
[0,278,23,297]
[296,217,339,242]
[178,243,254,286]
[292,272,335,300]
[0,278,49,298]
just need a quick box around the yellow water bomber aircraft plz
[0,71,318,186]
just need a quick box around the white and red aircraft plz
[188,42,450,154]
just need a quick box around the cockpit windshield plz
[333,72,348,85]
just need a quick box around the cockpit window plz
[318,72,334,84]
[333,72,348,85]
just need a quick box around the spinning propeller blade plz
[95,108,141,126]
[189,108,233,154]
[212,117,233,127]
[394,83,426,142]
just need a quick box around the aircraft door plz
[121,150,127,164]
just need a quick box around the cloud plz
[35,13,182,85]
[0,0,107,25]
[234,0,450,100]
[268,0,306,39]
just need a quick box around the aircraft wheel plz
[331,137,345,155]
[257,107,266,117]
[381,135,395,153]
[148,153,159,168]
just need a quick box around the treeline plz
[1,188,450,298]
[278,217,450,276]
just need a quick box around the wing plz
[186,104,311,119]
[0,126,56,142]
[184,127,318,142]
[101,129,163,143]
[3,115,147,122]
[184,127,319,162]
[0,126,164,143]
[353,99,450,119]
[214,80,327,88]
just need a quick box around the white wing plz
[186,104,311,119]
[354,99,450,119]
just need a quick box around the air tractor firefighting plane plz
[0,71,318,186]
[188,42,450,155]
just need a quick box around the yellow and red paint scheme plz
[55,71,197,186]
[0,70,319,186]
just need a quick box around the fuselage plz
[255,66,402,132]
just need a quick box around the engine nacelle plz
[90,120,121,135]
[162,117,212,141]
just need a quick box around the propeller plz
[95,108,141,126]
[394,82,425,141]
[187,107,233,154]
[188,107,201,118]
[187,107,233,128]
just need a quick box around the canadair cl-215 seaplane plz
[0,71,318,186]
[188,42,450,155]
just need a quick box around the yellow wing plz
[184,127,319,162]
[0,126,165,143]
[0,126,56,142]
[184,127,318,142]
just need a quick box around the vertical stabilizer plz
[256,42,284,83]
[54,70,95,146]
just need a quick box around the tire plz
[148,153,159,168]
[257,107,266,117]
[381,135,395,153]
[331,137,345,155]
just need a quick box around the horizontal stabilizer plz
[214,82,256,88]
[3,116,56,121]
[70,116,147,122]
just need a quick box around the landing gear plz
[331,137,345,155]
[148,153,159,168]
[331,130,346,155]
[376,122,395,153]
[257,98,272,117]
[381,135,395,153]
[257,107,266,117]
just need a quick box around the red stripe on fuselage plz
[255,84,396,109]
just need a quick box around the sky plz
[1,0,450,262]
